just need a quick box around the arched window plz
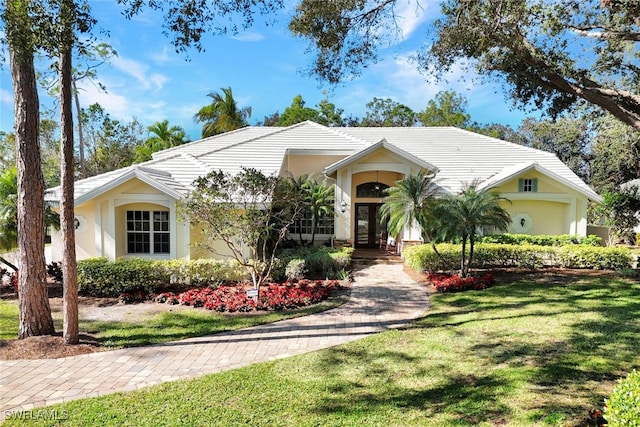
[356,182,389,198]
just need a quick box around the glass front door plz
[355,203,386,248]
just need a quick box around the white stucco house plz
[45,121,602,261]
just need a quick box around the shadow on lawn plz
[309,273,640,425]
[311,345,513,425]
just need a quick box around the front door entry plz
[355,203,386,248]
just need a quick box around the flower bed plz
[427,273,494,293]
[120,279,344,312]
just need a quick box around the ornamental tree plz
[180,168,305,291]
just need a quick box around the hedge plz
[77,258,170,297]
[78,258,249,297]
[481,233,602,247]
[403,243,633,273]
[605,370,640,426]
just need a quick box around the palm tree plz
[380,171,449,265]
[289,175,334,246]
[194,87,252,137]
[305,178,334,246]
[433,180,511,277]
[135,120,189,162]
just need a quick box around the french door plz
[355,203,386,248]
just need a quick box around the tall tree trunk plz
[60,0,79,344]
[9,46,55,338]
[72,79,85,179]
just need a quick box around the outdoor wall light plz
[520,217,526,227]
[340,201,347,213]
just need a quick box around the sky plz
[0,0,534,141]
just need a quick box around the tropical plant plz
[432,181,511,277]
[194,87,251,137]
[135,119,189,162]
[291,175,335,246]
[380,171,450,267]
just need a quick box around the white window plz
[126,210,169,254]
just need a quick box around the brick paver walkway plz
[0,262,429,417]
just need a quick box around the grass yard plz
[3,272,639,426]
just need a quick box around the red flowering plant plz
[427,273,494,293]
[124,279,343,312]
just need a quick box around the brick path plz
[0,262,429,417]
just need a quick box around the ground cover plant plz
[9,270,638,426]
[133,279,343,312]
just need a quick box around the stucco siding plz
[504,200,569,235]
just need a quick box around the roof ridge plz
[302,121,371,145]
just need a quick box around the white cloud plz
[77,80,131,119]
[231,32,265,42]
[394,0,435,39]
[149,74,170,91]
[149,46,175,64]
[111,55,169,91]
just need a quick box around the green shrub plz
[78,258,250,297]
[272,246,354,281]
[78,257,170,297]
[403,243,632,273]
[605,370,640,427]
[481,233,601,246]
[187,259,247,286]
[285,258,307,281]
[557,246,633,270]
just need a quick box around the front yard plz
[3,269,638,426]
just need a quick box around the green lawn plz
[0,297,348,347]
[4,273,639,426]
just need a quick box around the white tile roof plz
[45,121,600,204]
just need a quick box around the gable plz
[324,140,437,176]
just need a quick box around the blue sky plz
[0,1,533,141]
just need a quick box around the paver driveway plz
[0,262,429,417]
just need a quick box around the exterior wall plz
[282,154,345,177]
[502,200,569,235]
[492,171,591,236]
[59,178,188,261]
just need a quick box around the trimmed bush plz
[403,243,632,273]
[78,258,250,297]
[558,245,633,270]
[272,246,354,281]
[605,370,640,426]
[481,233,602,247]
[78,258,170,297]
